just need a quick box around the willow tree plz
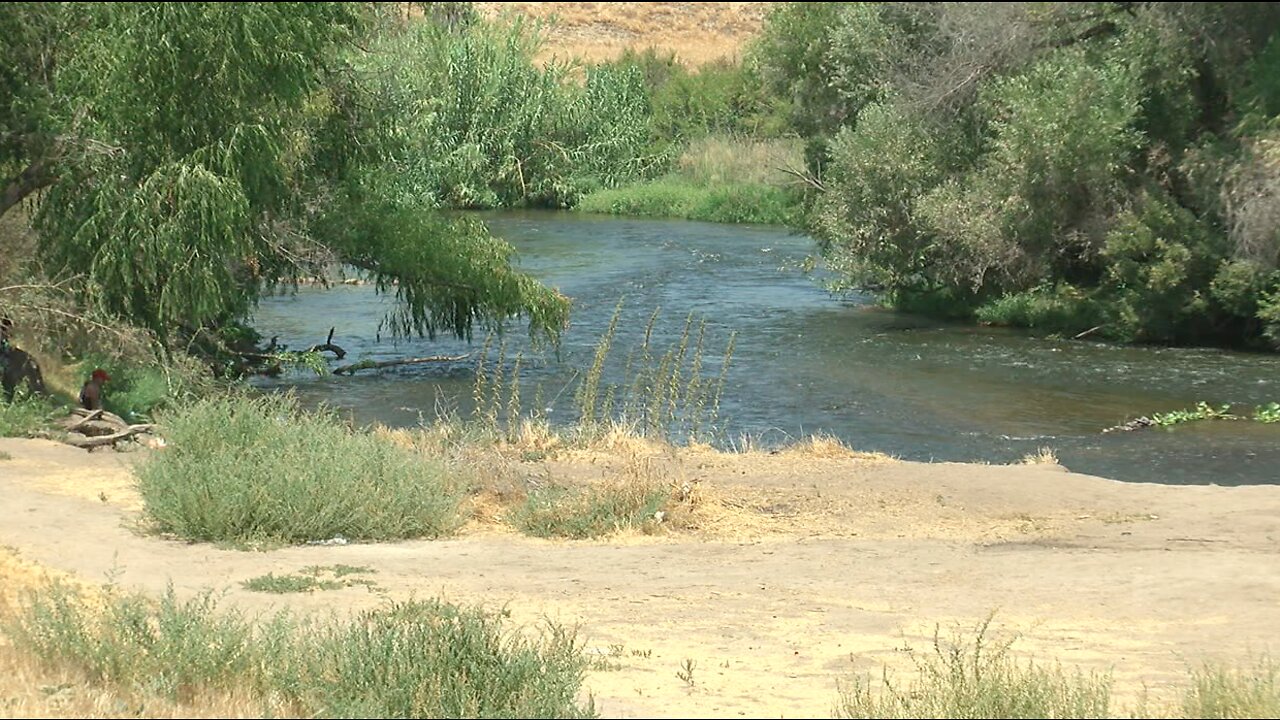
[0,2,568,350]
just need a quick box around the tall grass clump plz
[466,303,736,446]
[836,618,1113,719]
[572,305,736,442]
[4,582,297,704]
[137,393,463,545]
[312,599,593,718]
[576,177,801,225]
[5,581,595,718]
[1184,655,1280,718]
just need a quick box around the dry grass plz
[475,2,773,67]
[1020,448,1060,466]
[372,418,899,541]
[676,135,805,188]
[774,433,896,462]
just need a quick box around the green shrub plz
[1256,402,1280,423]
[355,17,663,210]
[137,392,463,545]
[0,384,60,437]
[976,285,1106,336]
[241,573,343,594]
[312,600,593,718]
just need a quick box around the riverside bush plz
[137,393,463,545]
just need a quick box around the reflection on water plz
[252,211,1280,486]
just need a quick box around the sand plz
[2,437,1279,717]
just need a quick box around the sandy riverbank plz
[1,436,1277,717]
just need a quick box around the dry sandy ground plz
[475,2,773,66]
[2,437,1279,717]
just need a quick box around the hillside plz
[474,2,773,66]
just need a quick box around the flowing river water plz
[253,211,1280,486]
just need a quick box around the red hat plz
[91,369,111,382]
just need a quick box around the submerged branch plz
[307,327,347,359]
[333,354,470,376]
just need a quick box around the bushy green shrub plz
[137,393,464,545]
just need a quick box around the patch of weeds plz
[244,566,380,594]
[1019,448,1058,465]
[242,573,342,594]
[1184,654,1280,718]
[515,480,669,539]
[1152,402,1237,427]
[312,599,595,718]
[677,658,697,688]
[0,385,61,438]
[1255,402,1280,424]
[588,645,627,672]
[1098,512,1158,525]
[835,616,1113,719]
[303,564,375,578]
[5,579,596,718]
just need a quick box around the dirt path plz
[2,437,1279,717]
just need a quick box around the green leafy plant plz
[1151,402,1238,427]
[1255,402,1280,423]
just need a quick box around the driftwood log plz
[332,354,470,376]
[57,407,159,449]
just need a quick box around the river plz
[252,211,1280,486]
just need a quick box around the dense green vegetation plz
[751,2,1280,350]
[573,48,807,225]
[4,2,642,390]
[6,0,1280,396]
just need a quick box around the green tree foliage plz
[1,2,572,351]
[758,2,1280,349]
[344,16,662,210]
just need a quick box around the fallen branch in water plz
[1073,325,1105,340]
[332,354,470,376]
[308,327,347,360]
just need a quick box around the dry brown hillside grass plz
[475,2,773,66]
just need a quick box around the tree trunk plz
[0,158,53,219]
